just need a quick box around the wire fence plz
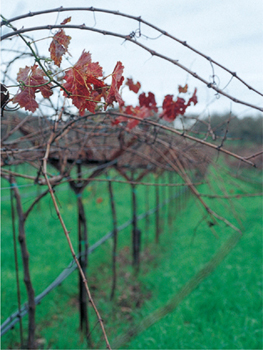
[1,186,187,336]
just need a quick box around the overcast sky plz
[1,0,263,117]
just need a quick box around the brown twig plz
[41,110,112,350]
[51,112,257,167]
[1,24,262,112]
[2,7,262,97]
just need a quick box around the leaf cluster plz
[9,17,198,129]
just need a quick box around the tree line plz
[191,114,262,144]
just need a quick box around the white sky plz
[1,0,263,117]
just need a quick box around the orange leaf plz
[178,84,188,93]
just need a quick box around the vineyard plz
[1,5,262,350]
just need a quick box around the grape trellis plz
[1,7,262,350]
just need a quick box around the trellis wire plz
[1,185,188,336]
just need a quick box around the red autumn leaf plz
[125,78,141,94]
[62,50,106,116]
[160,95,186,122]
[160,88,198,122]
[60,16,71,25]
[49,29,71,67]
[186,88,198,106]
[139,92,158,113]
[104,61,124,109]
[12,64,53,112]
[178,84,188,93]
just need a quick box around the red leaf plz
[60,17,71,25]
[96,197,103,204]
[160,89,198,122]
[125,78,141,93]
[139,92,158,112]
[62,50,106,116]
[12,64,53,112]
[178,84,188,93]
[49,29,71,67]
[186,88,198,106]
[160,95,186,122]
[104,61,124,109]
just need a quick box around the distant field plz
[1,162,262,349]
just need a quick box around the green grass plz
[124,196,262,349]
[1,163,262,349]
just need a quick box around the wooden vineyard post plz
[144,175,150,246]
[115,167,142,273]
[155,174,160,243]
[162,172,167,232]
[168,171,173,227]
[175,172,181,213]
[10,184,24,347]
[131,176,141,273]
[108,179,118,300]
[10,178,36,349]
[70,162,89,342]
[77,192,89,340]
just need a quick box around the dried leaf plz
[49,29,71,67]
[178,84,188,93]
[60,16,71,25]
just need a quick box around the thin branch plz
[244,150,263,160]
[41,109,112,350]
[24,188,50,219]
[1,24,262,112]
[53,112,256,167]
[2,7,262,97]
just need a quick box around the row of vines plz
[1,6,262,349]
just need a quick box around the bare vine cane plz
[41,107,112,350]
[1,22,262,113]
[53,112,258,167]
[2,7,263,98]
